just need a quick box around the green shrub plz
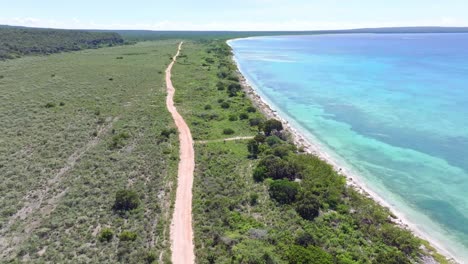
[375,248,411,264]
[114,189,140,211]
[249,118,263,127]
[59,102,65,106]
[220,102,230,109]
[228,114,238,121]
[119,231,137,241]
[204,104,212,110]
[266,135,283,147]
[253,166,267,182]
[160,128,177,138]
[273,145,293,158]
[254,134,266,143]
[247,139,259,158]
[110,132,130,149]
[246,106,257,113]
[99,228,114,242]
[295,193,321,220]
[286,245,333,264]
[249,193,259,205]
[227,82,241,97]
[145,251,157,264]
[263,119,283,135]
[269,180,299,204]
[239,112,249,120]
[223,128,235,135]
[216,82,226,90]
[258,155,297,180]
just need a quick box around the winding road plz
[166,42,195,264]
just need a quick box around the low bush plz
[246,106,257,113]
[249,118,263,128]
[119,231,137,241]
[99,228,114,242]
[220,102,230,109]
[223,128,235,135]
[239,112,249,120]
[228,114,238,121]
[160,128,177,139]
[114,189,140,211]
[110,132,130,149]
[204,104,212,110]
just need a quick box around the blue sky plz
[1,0,467,30]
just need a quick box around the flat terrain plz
[0,41,179,263]
[171,41,446,263]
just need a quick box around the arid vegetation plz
[0,41,178,263]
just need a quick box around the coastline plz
[227,40,459,263]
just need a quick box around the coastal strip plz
[228,39,459,264]
[166,42,196,264]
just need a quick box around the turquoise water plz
[229,34,468,261]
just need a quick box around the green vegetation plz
[0,26,124,60]
[172,40,446,263]
[99,228,114,242]
[0,26,450,262]
[114,190,141,211]
[0,40,179,262]
[119,231,138,242]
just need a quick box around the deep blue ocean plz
[229,34,468,261]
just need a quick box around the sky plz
[1,0,468,31]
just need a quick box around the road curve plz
[166,42,195,264]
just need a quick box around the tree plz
[269,180,299,204]
[295,192,321,220]
[247,139,259,158]
[114,189,140,211]
[263,119,283,136]
[259,155,297,180]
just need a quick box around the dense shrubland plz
[0,26,124,59]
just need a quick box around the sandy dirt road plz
[166,42,195,264]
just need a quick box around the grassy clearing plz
[0,41,179,262]
[171,41,263,141]
[172,40,447,263]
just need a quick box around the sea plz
[229,33,468,262]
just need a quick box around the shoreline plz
[228,41,459,263]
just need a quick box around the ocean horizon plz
[229,33,468,262]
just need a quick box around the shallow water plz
[229,34,468,261]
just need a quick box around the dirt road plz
[166,42,195,264]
